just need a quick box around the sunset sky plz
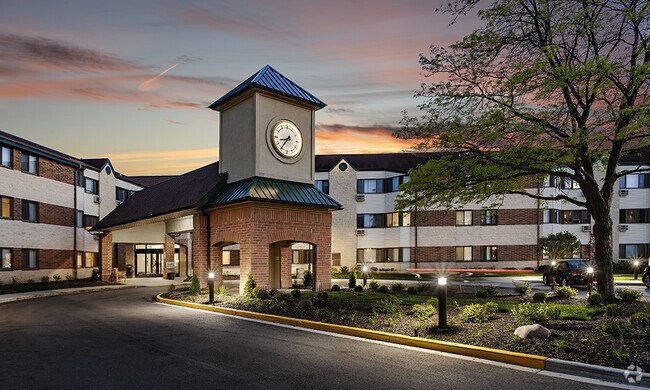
[0,0,476,175]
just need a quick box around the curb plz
[546,358,650,387]
[0,285,132,304]
[156,295,546,369]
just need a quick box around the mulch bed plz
[0,280,118,295]
[163,288,650,371]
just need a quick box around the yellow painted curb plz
[156,294,547,370]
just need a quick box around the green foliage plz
[168,283,175,293]
[337,293,357,310]
[273,292,291,302]
[340,266,349,274]
[372,295,402,315]
[303,270,312,287]
[605,304,624,317]
[354,285,363,292]
[331,284,341,292]
[484,301,499,314]
[459,303,487,324]
[554,336,567,351]
[218,285,227,296]
[348,272,357,289]
[616,288,643,302]
[291,289,301,298]
[511,303,548,326]
[513,282,531,296]
[65,274,74,281]
[347,311,357,321]
[52,274,61,282]
[390,282,405,292]
[368,280,380,290]
[554,286,578,299]
[630,312,650,328]
[243,273,256,297]
[596,317,631,338]
[407,286,417,295]
[537,232,581,260]
[411,303,436,320]
[608,348,629,363]
[386,318,397,327]
[41,276,50,283]
[331,267,339,274]
[378,285,389,294]
[317,291,328,301]
[475,289,489,299]
[426,297,439,308]
[545,305,561,320]
[252,287,270,300]
[189,274,201,296]
[532,292,547,303]
[587,293,603,306]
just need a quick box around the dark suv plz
[643,266,650,288]
[543,260,595,287]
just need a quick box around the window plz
[544,174,580,189]
[481,246,498,261]
[1,196,11,218]
[620,209,649,224]
[331,253,341,267]
[84,178,99,194]
[116,187,129,202]
[21,153,38,174]
[21,200,38,222]
[84,252,97,268]
[357,248,386,263]
[562,210,590,224]
[619,244,650,259]
[1,248,11,269]
[76,171,84,186]
[83,214,98,229]
[76,252,83,268]
[1,145,11,168]
[222,251,231,265]
[357,179,384,194]
[292,249,312,264]
[385,248,402,262]
[22,249,38,269]
[620,174,648,189]
[480,210,498,225]
[357,214,385,228]
[543,209,560,224]
[314,180,329,194]
[386,177,400,192]
[76,211,83,227]
[456,210,472,226]
[386,212,400,227]
[456,246,472,261]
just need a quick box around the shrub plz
[426,297,439,308]
[587,293,603,306]
[291,289,301,298]
[368,280,380,290]
[168,283,176,293]
[354,285,363,292]
[273,292,291,302]
[371,267,378,271]
[337,293,357,310]
[379,285,389,294]
[269,289,278,296]
[390,282,405,292]
[303,270,312,287]
[331,284,341,291]
[406,286,417,295]
[630,312,650,328]
[65,274,74,281]
[605,304,624,317]
[554,286,578,299]
[218,285,227,296]
[53,274,61,282]
[475,289,489,299]
[372,295,402,315]
[189,274,201,296]
[348,272,357,289]
[460,304,487,324]
[532,292,547,303]
[511,303,548,325]
[340,266,350,274]
[546,305,561,320]
[596,317,631,338]
[252,287,270,300]
[243,273,256,297]
[331,267,339,274]
[484,301,499,314]
[483,285,499,296]
[317,291,328,301]
[513,282,531,296]
[41,276,50,283]
[411,303,436,320]
[616,288,643,302]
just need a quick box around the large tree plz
[396,0,650,299]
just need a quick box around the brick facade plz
[39,249,74,270]
[39,203,75,227]
[411,244,537,263]
[100,232,112,282]
[39,158,75,185]
[193,213,208,287]
[163,234,175,279]
[415,209,539,226]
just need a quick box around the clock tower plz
[209,65,326,184]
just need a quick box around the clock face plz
[271,121,303,159]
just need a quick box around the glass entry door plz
[135,249,163,276]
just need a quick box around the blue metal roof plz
[208,65,326,110]
[203,176,342,209]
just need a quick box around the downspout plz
[73,166,79,279]
[536,181,541,270]
[414,206,418,270]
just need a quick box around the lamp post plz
[362,266,368,287]
[438,277,448,332]
[586,267,594,296]
[551,260,556,267]
[634,260,640,280]
[208,272,215,303]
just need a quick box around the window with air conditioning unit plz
[619,189,629,196]
[581,225,591,232]
[356,194,365,201]
[93,196,101,203]
[356,229,365,235]
[619,224,629,232]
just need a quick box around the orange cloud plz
[316,124,415,154]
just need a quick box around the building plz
[0,130,153,283]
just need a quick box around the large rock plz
[514,324,551,339]
[298,299,313,309]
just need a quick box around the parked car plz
[643,266,650,288]
[543,260,595,287]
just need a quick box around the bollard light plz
[438,277,448,332]
[551,260,556,266]
[208,272,215,303]
[586,267,594,295]
[362,266,368,287]
[634,260,640,280]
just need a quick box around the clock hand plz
[281,135,291,148]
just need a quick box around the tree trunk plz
[592,213,616,300]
